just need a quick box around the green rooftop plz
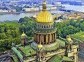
[18,45,36,57]
[71,31,84,42]
[63,56,73,62]
[57,39,65,47]
[47,55,62,62]
[47,55,73,62]
[43,39,65,51]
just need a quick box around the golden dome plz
[37,44,43,49]
[36,11,53,23]
[21,32,26,37]
[36,0,53,23]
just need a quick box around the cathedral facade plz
[11,0,79,62]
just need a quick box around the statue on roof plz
[21,32,28,46]
[66,35,73,52]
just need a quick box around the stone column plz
[40,35,44,44]
[74,53,78,62]
[48,34,50,44]
[50,34,52,43]
[53,33,54,42]
[52,34,54,42]
[46,35,48,44]
[54,33,56,41]
[41,35,44,44]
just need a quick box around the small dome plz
[36,11,53,23]
[67,37,72,42]
[37,44,43,49]
[21,32,27,37]
[66,36,73,44]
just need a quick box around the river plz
[0,12,38,21]
[0,4,84,22]
[0,10,64,22]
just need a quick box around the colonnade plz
[34,33,56,44]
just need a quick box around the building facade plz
[10,0,79,62]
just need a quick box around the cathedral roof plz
[48,55,73,62]
[36,11,53,23]
[36,0,53,23]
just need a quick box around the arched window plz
[42,25,43,28]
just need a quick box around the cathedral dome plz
[36,0,53,23]
[36,11,53,23]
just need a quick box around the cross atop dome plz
[42,0,47,11]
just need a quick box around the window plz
[42,25,43,28]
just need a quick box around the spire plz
[42,0,47,11]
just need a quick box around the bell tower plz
[21,32,27,46]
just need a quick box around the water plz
[0,10,64,22]
[0,12,38,21]
[62,4,84,12]
[0,5,84,22]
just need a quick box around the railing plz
[59,36,80,45]
[34,28,57,33]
